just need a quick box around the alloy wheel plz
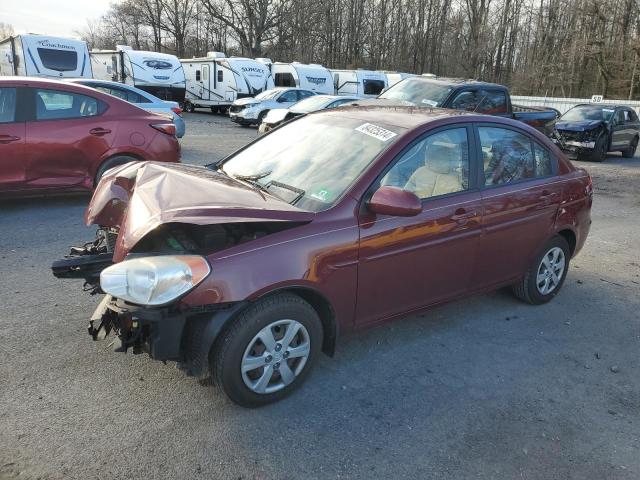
[536,246,566,295]
[241,319,311,394]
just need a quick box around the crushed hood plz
[233,97,261,107]
[86,162,314,262]
[555,120,604,132]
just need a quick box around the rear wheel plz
[512,235,571,305]
[211,293,322,407]
[622,136,638,158]
[184,102,195,113]
[590,134,608,162]
[94,155,137,187]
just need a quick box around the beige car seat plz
[404,144,462,198]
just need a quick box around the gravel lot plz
[1,112,639,480]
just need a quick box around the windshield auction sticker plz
[355,123,398,142]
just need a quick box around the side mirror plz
[367,186,422,217]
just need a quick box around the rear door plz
[356,125,483,325]
[0,86,26,192]
[610,109,628,150]
[24,87,114,190]
[473,123,561,288]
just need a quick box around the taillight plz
[171,106,183,116]
[151,123,176,136]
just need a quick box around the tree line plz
[77,0,640,99]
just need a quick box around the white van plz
[90,46,185,102]
[264,61,333,94]
[181,52,273,112]
[0,34,91,78]
[330,69,388,97]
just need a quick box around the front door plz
[356,125,483,325]
[473,124,561,288]
[0,86,26,192]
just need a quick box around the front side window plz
[297,90,314,100]
[381,128,469,199]
[37,48,77,72]
[0,88,17,123]
[480,127,534,186]
[35,89,100,120]
[278,90,298,103]
[363,79,385,95]
[220,116,405,211]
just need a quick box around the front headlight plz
[100,255,210,306]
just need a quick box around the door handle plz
[450,208,478,224]
[0,135,20,144]
[89,128,112,136]
[538,190,558,201]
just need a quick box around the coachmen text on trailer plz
[90,46,185,103]
[0,34,91,78]
[181,52,274,112]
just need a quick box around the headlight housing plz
[100,255,210,306]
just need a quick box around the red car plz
[53,107,592,407]
[0,77,180,196]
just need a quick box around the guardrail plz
[511,95,640,115]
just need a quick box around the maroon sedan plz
[0,77,180,196]
[53,106,592,407]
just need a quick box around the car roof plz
[0,76,122,96]
[406,76,505,90]
[571,103,628,109]
[66,79,159,100]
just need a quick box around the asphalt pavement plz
[1,112,639,480]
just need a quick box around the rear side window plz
[629,110,639,122]
[37,48,78,72]
[0,88,17,123]
[478,90,508,114]
[275,72,296,87]
[479,127,534,186]
[35,89,102,120]
[363,79,385,95]
[96,86,148,104]
[533,143,553,177]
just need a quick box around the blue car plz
[553,104,639,161]
[67,79,186,138]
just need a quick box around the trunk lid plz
[86,161,314,262]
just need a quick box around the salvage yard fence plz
[511,96,640,115]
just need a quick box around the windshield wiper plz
[266,180,306,205]
[234,170,272,182]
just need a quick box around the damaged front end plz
[551,122,606,158]
[51,161,312,374]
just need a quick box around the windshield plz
[561,105,614,122]
[379,78,452,106]
[291,96,332,112]
[255,89,280,100]
[220,115,404,212]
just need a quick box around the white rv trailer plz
[0,34,91,78]
[259,61,333,94]
[330,69,388,97]
[181,52,274,112]
[382,71,416,88]
[90,46,185,102]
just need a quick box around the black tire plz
[94,155,138,187]
[512,235,571,305]
[622,136,638,158]
[257,110,268,125]
[184,102,195,113]
[590,133,608,162]
[211,293,323,407]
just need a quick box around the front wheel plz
[512,235,571,305]
[211,293,323,407]
[184,102,195,113]
[589,134,608,162]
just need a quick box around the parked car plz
[0,77,180,196]
[258,94,360,134]
[67,79,186,138]
[358,76,559,134]
[52,106,592,407]
[228,87,316,126]
[551,104,640,161]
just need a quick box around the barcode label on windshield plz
[355,123,398,142]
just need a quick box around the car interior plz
[35,90,99,120]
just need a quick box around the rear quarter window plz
[0,88,17,123]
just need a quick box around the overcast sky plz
[0,0,116,38]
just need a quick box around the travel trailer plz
[257,60,333,94]
[90,46,185,102]
[382,71,416,88]
[0,34,91,78]
[330,69,388,97]
[181,52,274,112]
